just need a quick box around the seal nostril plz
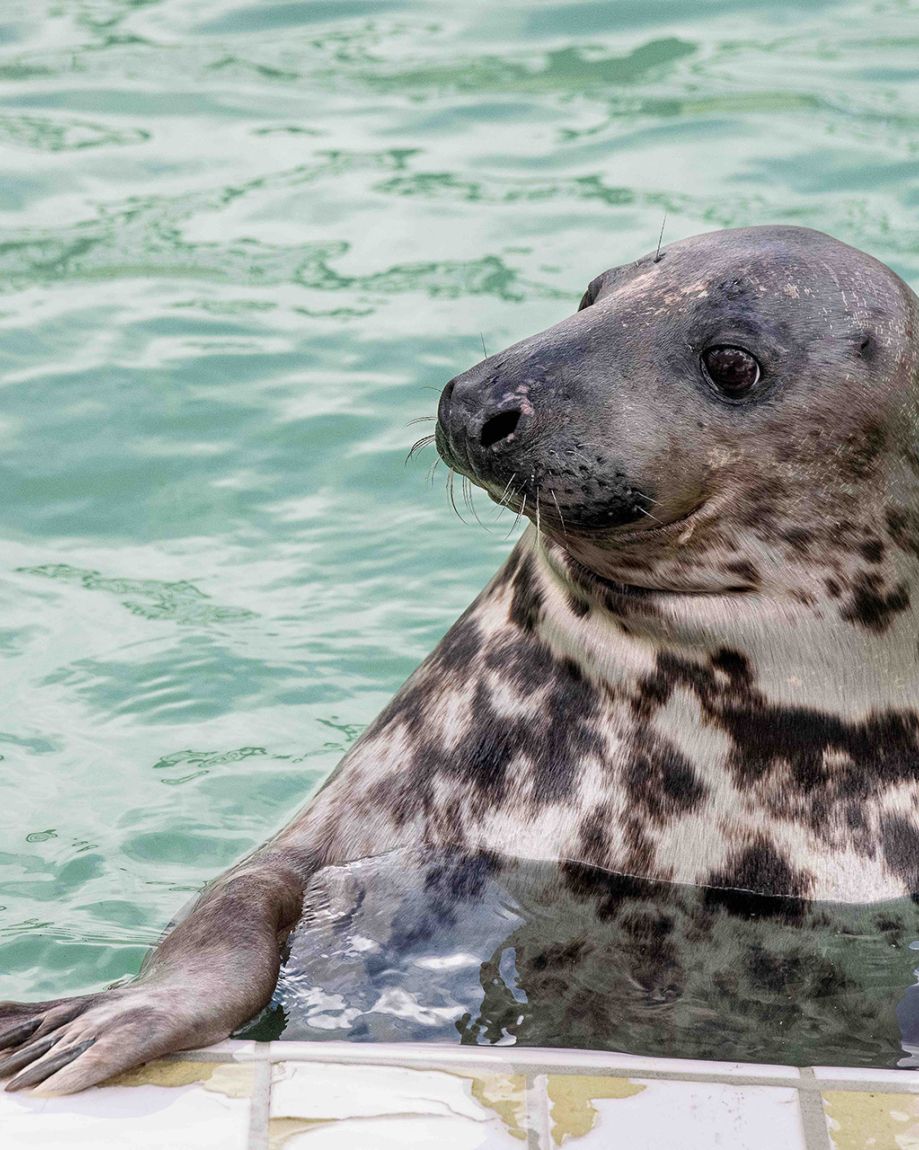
[480,408,521,449]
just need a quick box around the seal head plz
[437,225,919,608]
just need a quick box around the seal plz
[3,225,919,1091]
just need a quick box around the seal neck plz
[524,526,919,715]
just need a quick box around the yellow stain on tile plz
[268,1116,334,1149]
[471,1073,528,1141]
[547,1075,646,1146]
[107,1059,253,1098]
[823,1090,919,1150]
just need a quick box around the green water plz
[0,0,917,1004]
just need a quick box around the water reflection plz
[242,847,919,1070]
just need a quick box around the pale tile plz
[545,1074,805,1149]
[823,1089,919,1150]
[268,1114,517,1149]
[813,1065,919,1088]
[0,1060,253,1150]
[270,1061,531,1147]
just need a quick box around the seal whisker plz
[653,212,667,263]
[408,416,437,426]
[426,458,441,486]
[446,469,469,524]
[494,480,520,524]
[461,473,472,513]
[549,488,568,540]
[494,473,519,516]
[462,475,488,531]
[405,434,436,465]
[506,492,527,539]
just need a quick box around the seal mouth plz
[436,408,709,548]
[599,497,709,544]
[538,495,748,603]
[543,523,752,607]
[512,483,709,546]
[434,417,473,479]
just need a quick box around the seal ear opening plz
[578,274,603,312]
[857,334,874,359]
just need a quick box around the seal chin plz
[538,497,745,600]
[542,540,661,604]
[598,497,709,545]
[542,530,745,603]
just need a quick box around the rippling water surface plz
[0,0,917,1011]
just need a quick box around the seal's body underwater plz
[4,225,919,1090]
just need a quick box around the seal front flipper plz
[0,854,305,1094]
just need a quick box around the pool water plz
[0,0,918,1062]
[243,848,919,1070]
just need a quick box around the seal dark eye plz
[701,345,761,398]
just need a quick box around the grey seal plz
[3,224,919,1091]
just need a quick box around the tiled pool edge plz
[5,1039,919,1148]
[172,1037,919,1089]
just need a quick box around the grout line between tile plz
[260,1050,803,1090]
[798,1069,834,1150]
[169,1049,240,1063]
[262,1041,799,1074]
[525,1072,550,1150]
[806,1077,919,1094]
[246,1058,272,1150]
[527,1066,803,1089]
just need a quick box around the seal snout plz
[436,363,532,484]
